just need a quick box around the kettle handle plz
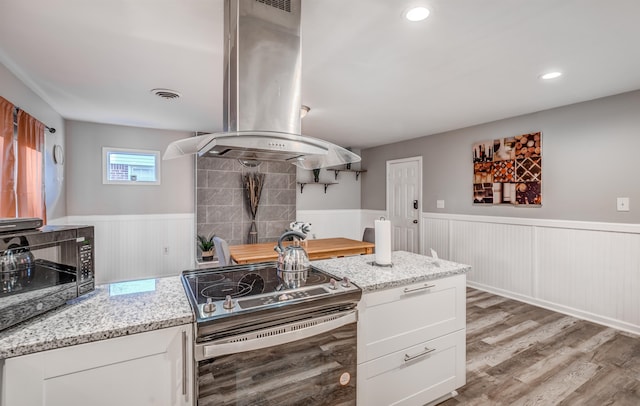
[277,231,306,252]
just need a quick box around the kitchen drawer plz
[357,329,466,406]
[358,274,466,362]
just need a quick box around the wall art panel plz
[473,132,542,206]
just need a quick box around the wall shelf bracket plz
[328,169,367,181]
[296,182,337,194]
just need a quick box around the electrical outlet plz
[617,197,630,212]
[436,200,445,209]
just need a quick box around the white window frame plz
[102,147,161,185]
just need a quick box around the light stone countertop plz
[0,252,469,359]
[0,276,194,359]
[312,250,471,292]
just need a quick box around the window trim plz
[102,147,161,185]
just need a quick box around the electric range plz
[181,261,361,343]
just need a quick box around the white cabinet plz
[1,324,193,406]
[357,274,466,406]
[359,330,465,406]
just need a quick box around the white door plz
[386,157,422,253]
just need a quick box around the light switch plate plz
[436,200,445,209]
[617,197,630,212]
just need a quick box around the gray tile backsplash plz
[196,157,296,247]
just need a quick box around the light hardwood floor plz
[439,288,640,405]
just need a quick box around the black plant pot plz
[201,250,214,262]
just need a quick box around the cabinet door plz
[358,274,466,362]
[2,325,193,406]
[358,329,465,406]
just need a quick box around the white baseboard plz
[468,281,640,336]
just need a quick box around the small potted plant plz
[197,233,215,261]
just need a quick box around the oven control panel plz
[240,286,327,309]
[196,281,359,319]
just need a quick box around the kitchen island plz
[1,251,470,406]
[0,251,466,359]
[314,251,471,406]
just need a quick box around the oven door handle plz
[195,310,357,361]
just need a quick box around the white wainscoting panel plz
[65,214,195,284]
[296,210,364,240]
[423,217,449,260]
[536,227,640,329]
[450,220,533,297]
[422,212,640,334]
[361,210,387,240]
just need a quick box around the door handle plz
[197,311,357,360]
[413,220,418,224]
[413,200,419,209]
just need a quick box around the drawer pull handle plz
[404,347,436,362]
[403,284,435,294]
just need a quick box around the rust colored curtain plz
[0,96,16,218]
[16,109,46,222]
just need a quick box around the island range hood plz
[163,0,360,169]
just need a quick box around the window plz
[102,147,160,185]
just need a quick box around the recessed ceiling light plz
[540,71,562,80]
[405,7,430,22]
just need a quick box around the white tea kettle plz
[274,230,309,288]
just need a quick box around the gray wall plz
[362,89,640,223]
[0,62,66,220]
[197,158,296,246]
[295,151,362,210]
[65,120,194,215]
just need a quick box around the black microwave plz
[0,224,95,331]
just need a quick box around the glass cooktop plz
[181,262,358,321]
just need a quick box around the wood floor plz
[439,288,640,406]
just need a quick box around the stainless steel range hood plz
[163,0,360,169]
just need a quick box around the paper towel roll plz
[374,219,392,265]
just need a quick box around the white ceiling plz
[1,0,640,149]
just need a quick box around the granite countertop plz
[0,276,194,359]
[312,250,471,292]
[0,252,468,359]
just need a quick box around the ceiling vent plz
[151,88,182,100]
